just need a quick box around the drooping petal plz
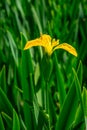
[24,38,47,50]
[53,43,77,57]
[24,34,52,50]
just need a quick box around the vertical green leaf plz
[12,109,20,130]
[20,33,36,130]
[49,92,57,128]
[73,105,85,130]
[70,62,85,130]
[53,53,66,107]
[1,112,12,129]
[76,61,83,86]
[55,60,83,130]
[0,65,7,93]
[73,68,84,115]
[82,87,87,117]
[0,88,13,117]
[7,30,18,66]
[31,4,42,33]
[55,81,78,130]
[37,107,49,130]
[43,57,53,82]
[73,87,86,130]
[0,115,5,130]
[82,87,87,129]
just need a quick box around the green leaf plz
[19,115,27,130]
[73,68,84,115]
[73,103,85,130]
[41,56,53,82]
[0,50,6,65]
[33,96,39,125]
[0,88,13,117]
[31,4,42,33]
[12,109,20,130]
[76,60,83,86]
[55,81,78,130]
[7,30,18,66]
[55,61,83,130]
[82,87,87,129]
[0,65,7,93]
[69,62,85,130]
[0,115,5,130]
[15,0,25,20]
[53,53,66,107]
[82,87,87,117]
[1,112,12,129]
[34,62,40,86]
[49,92,57,128]
[37,107,49,130]
[20,33,36,130]
[73,87,87,130]
[21,32,33,73]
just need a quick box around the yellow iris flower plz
[24,34,77,56]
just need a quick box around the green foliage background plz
[0,0,87,130]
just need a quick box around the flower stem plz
[46,81,51,130]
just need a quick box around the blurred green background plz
[0,0,87,130]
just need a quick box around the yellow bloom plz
[24,34,77,56]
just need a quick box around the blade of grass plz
[76,61,83,86]
[0,65,7,93]
[73,68,84,115]
[53,53,66,107]
[55,60,83,130]
[6,30,18,66]
[55,81,78,130]
[19,115,27,130]
[15,0,25,20]
[82,87,87,129]
[70,61,85,130]
[1,112,12,129]
[12,109,20,130]
[0,115,5,130]
[31,4,42,33]
[73,87,86,130]
[37,107,49,130]
[20,33,36,130]
[0,88,13,117]
[73,105,85,130]
[49,92,57,129]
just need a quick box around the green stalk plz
[41,75,46,110]
[46,81,51,130]
[40,55,53,129]
[53,53,66,107]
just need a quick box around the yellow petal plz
[40,34,51,46]
[53,43,77,57]
[24,34,52,50]
[52,39,59,48]
[24,38,47,50]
